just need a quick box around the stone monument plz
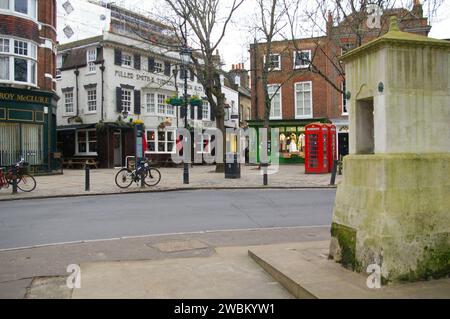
[329,16,450,282]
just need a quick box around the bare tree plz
[162,0,244,172]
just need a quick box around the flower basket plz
[189,98,202,107]
[166,97,183,106]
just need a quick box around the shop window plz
[76,129,97,155]
[146,129,175,154]
[268,84,281,119]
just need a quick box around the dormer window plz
[87,49,97,73]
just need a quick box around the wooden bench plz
[62,157,99,169]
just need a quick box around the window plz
[64,92,74,114]
[121,89,132,113]
[0,56,9,80]
[87,89,97,112]
[202,101,209,120]
[265,54,280,70]
[14,40,27,56]
[56,54,62,79]
[268,85,281,119]
[154,61,163,73]
[166,103,174,116]
[1,0,37,19]
[76,130,97,155]
[146,130,175,154]
[342,81,348,115]
[0,37,37,84]
[87,49,97,73]
[157,94,166,115]
[0,0,9,9]
[0,38,9,52]
[15,0,27,14]
[146,93,155,114]
[122,53,132,67]
[295,81,313,118]
[294,50,311,69]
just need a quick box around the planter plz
[189,98,203,107]
[166,97,183,106]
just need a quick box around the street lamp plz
[180,46,191,185]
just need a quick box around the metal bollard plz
[262,163,268,186]
[330,160,338,185]
[85,164,90,191]
[12,166,18,194]
[141,167,145,188]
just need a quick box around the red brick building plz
[249,1,430,164]
[0,0,59,171]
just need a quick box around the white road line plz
[0,224,331,252]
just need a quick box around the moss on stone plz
[396,234,450,282]
[331,223,358,270]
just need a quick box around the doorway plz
[113,131,122,167]
[355,98,374,154]
[338,133,349,158]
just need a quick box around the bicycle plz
[0,159,37,192]
[115,158,161,189]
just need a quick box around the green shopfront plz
[0,87,58,172]
[248,118,330,164]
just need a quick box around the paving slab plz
[248,241,450,299]
[0,165,341,201]
[71,246,294,299]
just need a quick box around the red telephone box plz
[325,124,337,172]
[305,123,330,174]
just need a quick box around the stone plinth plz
[329,17,450,282]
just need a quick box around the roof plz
[58,36,104,51]
[341,16,450,61]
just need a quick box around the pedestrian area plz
[0,164,341,201]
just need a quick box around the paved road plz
[0,189,335,250]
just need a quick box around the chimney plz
[326,11,333,37]
[412,0,423,17]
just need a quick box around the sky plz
[57,0,450,71]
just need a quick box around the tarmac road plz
[0,189,335,250]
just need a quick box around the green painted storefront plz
[248,118,330,164]
[0,87,58,172]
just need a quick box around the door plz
[338,133,349,158]
[113,131,122,167]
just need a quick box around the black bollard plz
[262,163,268,186]
[12,166,18,194]
[85,164,90,191]
[330,160,338,185]
[141,167,145,188]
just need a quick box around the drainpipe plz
[100,63,105,122]
[74,69,79,117]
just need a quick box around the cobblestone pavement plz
[0,164,341,201]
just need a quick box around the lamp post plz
[180,46,191,185]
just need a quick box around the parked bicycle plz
[115,158,161,189]
[0,159,37,192]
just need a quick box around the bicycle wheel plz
[144,168,161,187]
[16,173,36,192]
[115,168,134,188]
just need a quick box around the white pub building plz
[56,1,237,168]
